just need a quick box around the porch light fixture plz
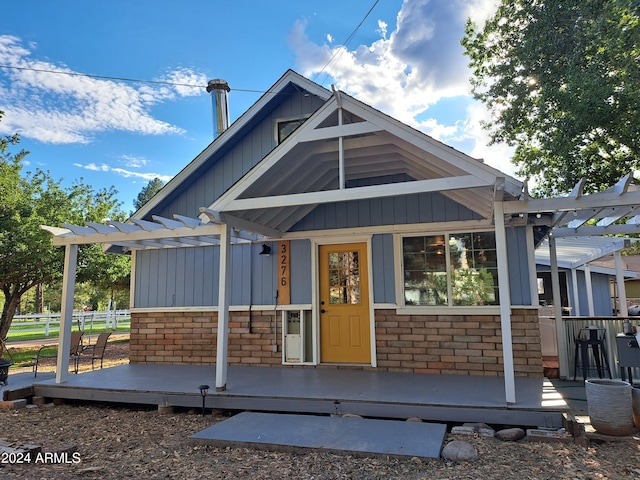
[259,243,271,256]
[198,384,209,416]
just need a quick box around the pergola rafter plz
[41,212,268,250]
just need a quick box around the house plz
[49,70,640,404]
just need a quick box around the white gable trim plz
[224,175,492,212]
[207,90,522,228]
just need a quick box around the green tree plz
[132,177,164,213]
[0,113,128,340]
[65,180,131,310]
[462,0,640,196]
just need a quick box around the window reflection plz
[328,251,360,304]
[403,232,499,306]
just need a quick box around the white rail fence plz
[10,310,130,337]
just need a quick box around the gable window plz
[402,232,499,307]
[277,118,306,144]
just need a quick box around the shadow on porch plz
[15,365,570,428]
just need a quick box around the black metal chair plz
[573,327,612,381]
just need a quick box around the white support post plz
[585,264,595,316]
[614,251,627,316]
[494,202,516,404]
[549,236,568,378]
[56,244,78,383]
[571,268,581,316]
[332,85,345,189]
[215,223,231,391]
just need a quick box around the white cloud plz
[415,117,460,142]
[120,154,148,169]
[463,102,517,177]
[377,20,388,40]
[288,0,517,178]
[0,35,208,145]
[163,68,208,97]
[73,162,173,182]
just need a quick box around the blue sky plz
[0,0,513,214]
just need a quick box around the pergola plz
[503,173,640,378]
[41,209,267,387]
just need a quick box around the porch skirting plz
[129,308,543,377]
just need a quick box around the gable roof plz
[200,78,523,236]
[132,70,332,221]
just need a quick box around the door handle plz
[321,309,326,314]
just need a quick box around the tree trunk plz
[36,283,44,314]
[0,291,21,341]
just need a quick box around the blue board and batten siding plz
[133,205,532,308]
[135,240,313,307]
[152,91,325,220]
[566,270,613,316]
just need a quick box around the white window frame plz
[394,229,501,315]
[274,115,309,144]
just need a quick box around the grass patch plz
[2,338,129,367]
[2,347,38,366]
[6,325,130,343]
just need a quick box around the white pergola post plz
[215,223,231,391]
[56,244,78,383]
[571,268,581,316]
[549,236,569,378]
[584,264,595,316]
[494,202,516,404]
[614,251,627,316]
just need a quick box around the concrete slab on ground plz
[191,412,447,459]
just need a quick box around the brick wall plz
[130,307,543,377]
[375,308,543,377]
[129,310,281,366]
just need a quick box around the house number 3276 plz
[278,240,291,304]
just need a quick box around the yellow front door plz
[319,243,371,363]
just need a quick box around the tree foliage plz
[133,177,164,213]
[462,0,640,196]
[0,112,129,340]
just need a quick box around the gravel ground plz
[1,344,639,479]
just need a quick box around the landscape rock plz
[496,427,525,441]
[451,422,495,437]
[441,440,479,462]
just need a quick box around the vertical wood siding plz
[134,240,312,308]
[372,234,395,304]
[133,89,537,309]
[567,270,613,316]
[154,93,325,219]
[289,191,483,231]
[506,226,531,305]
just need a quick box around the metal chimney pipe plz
[206,79,230,138]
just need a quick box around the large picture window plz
[402,232,499,307]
